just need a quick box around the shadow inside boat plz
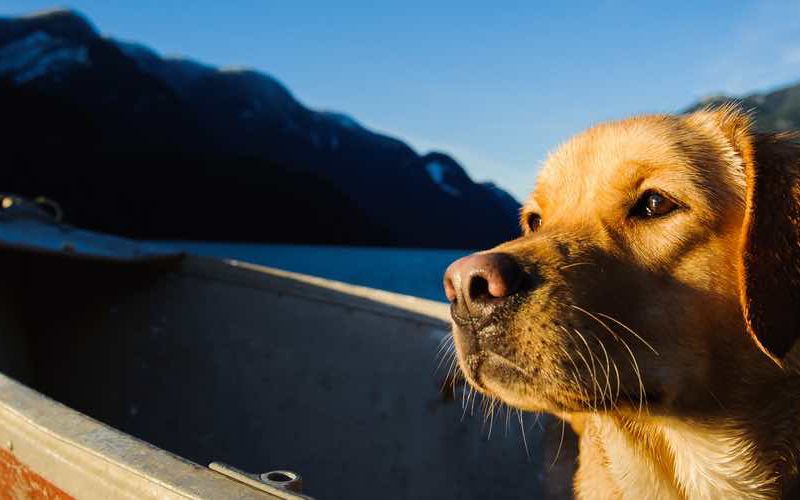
[0,248,558,499]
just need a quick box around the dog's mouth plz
[450,314,536,399]
[450,315,666,414]
[453,348,535,401]
[460,348,584,413]
[449,304,500,333]
[473,350,665,413]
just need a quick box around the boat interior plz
[0,241,549,499]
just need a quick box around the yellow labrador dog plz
[443,106,800,499]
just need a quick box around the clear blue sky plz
[4,1,800,200]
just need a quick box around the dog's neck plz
[575,415,789,499]
[572,376,800,499]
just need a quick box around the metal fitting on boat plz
[261,470,303,493]
[209,461,309,498]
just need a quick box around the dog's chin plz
[452,322,660,415]
[454,347,570,413]
[478,357,555,412]
[458,344,665,415]
[453,323,560,412]
[478,367,663,415]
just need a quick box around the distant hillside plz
[687,81,800,132]
[0,9,520,249]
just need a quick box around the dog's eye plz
[525,213,542,232]
[632,191,679,218]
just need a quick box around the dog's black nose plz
[444,252,524,319]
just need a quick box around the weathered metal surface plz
[0,247,545,499]
[0,448,73,500]
[0,194,182,262]
[0,370,285,499]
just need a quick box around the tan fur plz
[449,106,800,498]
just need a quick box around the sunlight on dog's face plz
[448,112,763,416]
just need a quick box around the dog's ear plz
[691,105,800,364]
[739,130,800,364]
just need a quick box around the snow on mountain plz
[425,161,461,196]
[0,30,89,84]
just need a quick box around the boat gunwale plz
[0,371,287,498]
[178,256,451,328]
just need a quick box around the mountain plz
[0,9,520,249]
[687,81,800,132]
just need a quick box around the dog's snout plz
[444,252,524,318]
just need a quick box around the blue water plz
[167,242,470,302]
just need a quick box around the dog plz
[443,105,800,499]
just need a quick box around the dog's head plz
[444,106,800,416]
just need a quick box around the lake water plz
[166,242,471,302]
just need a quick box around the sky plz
[3,1,800,201]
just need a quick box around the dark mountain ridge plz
[0,9,521,249]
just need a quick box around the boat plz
[0,194,546,498]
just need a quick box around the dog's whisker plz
[448,349,459,374]
[440,352,460,394]
[480,394,491,424]
[572,306,649,414]
[560,327,592,410]
[559,344,588,407]
[516,409,531,460]
[585,340,609,411]
[706,386,727,411]
[487,398,498,440]
[591,332,614,412]
[595,312,659,356]
[434,343,456,375]
[611,359,621,409]
[504,403,512,437]
[616,333,648,415]
[573,305,658,414]
[571,327,603,411]
[584,341,607,411]
[435,336,456,365]
[532,412,544,432]
[470,386,478,416]
[461,385,473,421]
[436,333,453,352]
[567,329,597,411]
[440,353,455,378]
[558,261,596,270]
[437,340,449,354]
[434,344,455,370]
[436,340,454,360]
[549,418,567,470]
[450,375,463,395]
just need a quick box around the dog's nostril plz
[443,275,457,303]
[444,252,527,318]
[467,274,491,302]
